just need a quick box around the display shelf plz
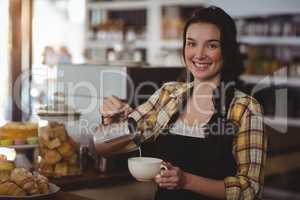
[88,1,150,11]
[240,75,300,87]
[86,0,206,65]
[265,116,300,127]
[88,0,207,10]
[159,0,207,6]
[86,0,300,66]
[238,36,300,46]
[231,8,300,18]
[111,36,300,49]
[86,39,147,49]
[161,39,182,49]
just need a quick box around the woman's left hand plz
[155,161,187,190]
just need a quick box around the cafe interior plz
[0,0,300,199]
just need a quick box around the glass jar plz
[36,117,81,178]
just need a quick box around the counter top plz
[54,191,94,200]
[50,170,132,191]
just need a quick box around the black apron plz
[153,85,238,200]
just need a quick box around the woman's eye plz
[207,43,220,49]
[186,42,195,47]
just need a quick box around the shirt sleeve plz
[120,86,163,151]
[224,97,267,200]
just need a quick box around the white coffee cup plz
[128,157,167,181]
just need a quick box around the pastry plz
[44,150,62,165]
[57,142,73,158]
[0,122,38,140]
[33,171,49,194]
[0,160,15,171]
[26,137,38,145]
[0,181,26,196]
[54,162,68,177]
[44,138,61,149]
[38,162,54,177]
[0,170,11,183]
[0,139,14,146]
[40,127,54,141]
[52,125,67,141]
[10,168,39,195]
[14,138,26,145]
[38,122,80,177]
[0,167,49,197]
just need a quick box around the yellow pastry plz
[26,137,38,145]
[0,139,14,146]
[44,150,62,165]
[57,142,73,158]
[44,138,61,149]
[0,160,15,171]
[0,122,38,140]
[38,122,80,177]
[54,162,68,177]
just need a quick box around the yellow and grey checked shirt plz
[125,81,267,200]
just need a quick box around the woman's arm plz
[97,87,164,155]
[156,162,226,199]
[223,97,267,199]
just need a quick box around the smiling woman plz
[99,6,267,200]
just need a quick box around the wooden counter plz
[54,191,95,200]
[50,170,133,191]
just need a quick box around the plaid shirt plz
[123,81,266,199]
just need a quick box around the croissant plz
[10,168,40,195]
[33,171,49,194]
[0,181,26,196]
[0,167,49,197]
[0,170,11,184]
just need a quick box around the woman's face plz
[184,22,223,82]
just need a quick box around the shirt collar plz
[169,82,194,98]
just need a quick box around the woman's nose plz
[194,46,206,59]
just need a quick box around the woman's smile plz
[191,59,212,71]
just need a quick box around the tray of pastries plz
[0,167,60,199]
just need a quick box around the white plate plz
[0,183,60,199]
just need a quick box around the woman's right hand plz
[100,96,132,125]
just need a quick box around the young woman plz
[100,6,267,200]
